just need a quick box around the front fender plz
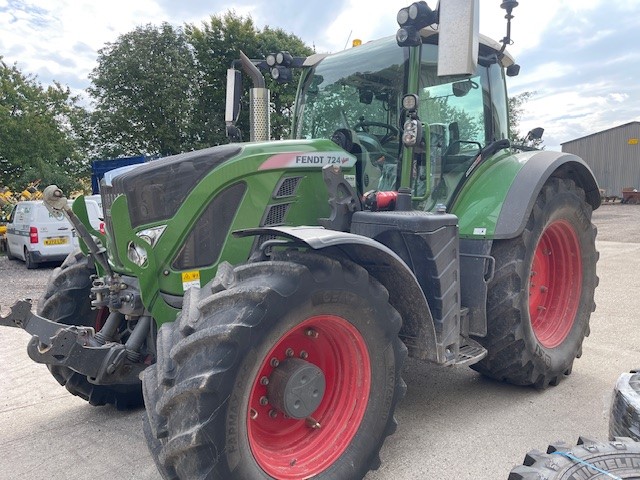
[453,150,600,240]
[235,226,446,364]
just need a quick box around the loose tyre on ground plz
[610,371,640,441]
[472,177,598,388]
[143,250,407,480]
[37,250,144,409]
[508,437,640,479]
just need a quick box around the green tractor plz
[1,1,600,478]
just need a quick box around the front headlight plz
[137,225,166,247]
[127,241,148,266]
[127,225,166,267]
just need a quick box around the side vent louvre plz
[274,177,301,199]
[263,203,290,226]
[256,202,292,254]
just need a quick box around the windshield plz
[295,37,405,192]
[295,37,508,208]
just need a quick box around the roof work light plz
[396,1,438,47]
[266,51,296,83]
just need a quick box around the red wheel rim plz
[248,315,371,479]
[529,220,583,348]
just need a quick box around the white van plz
[6,199,103,269]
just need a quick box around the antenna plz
[499,1,518,54]
[343,30,353,50]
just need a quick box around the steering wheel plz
[353,120,399,145]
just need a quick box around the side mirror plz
[527,127,544,140]
[225,69,242,124]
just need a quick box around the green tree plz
[509,92,544,149]
[186,12,313,146]
[0,58,88,193]
[88,23,198,158]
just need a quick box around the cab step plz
[454,337,487,367]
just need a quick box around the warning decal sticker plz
[181,270,201,291]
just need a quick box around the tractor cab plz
[291,33,514,211]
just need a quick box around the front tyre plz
[143,251,407,479]
[472,177,598,388]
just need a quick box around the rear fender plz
[235,226,446,363]
[453,150,600,240]
[447,151,599,338]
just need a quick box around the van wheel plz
[24,248,37,269]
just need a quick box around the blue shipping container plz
[91,156,146,193]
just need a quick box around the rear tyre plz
[610,372,640,441]
[37,250,144,409]
[472,177,598,388]
[508,437,640,479]
[143,251,407,479]
[24,248,37,269]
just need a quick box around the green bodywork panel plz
[450,150,534,239]
[104,138,356,325]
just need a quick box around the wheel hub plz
[268,358,326,419]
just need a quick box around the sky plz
[1,0,640,150]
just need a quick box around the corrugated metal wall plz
[561,122,640,197]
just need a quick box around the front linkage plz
[0,184,150,387]
[0,299,146,386]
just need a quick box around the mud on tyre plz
[37,250,144,408]
[143,250,407,479]
[472,177,598,388]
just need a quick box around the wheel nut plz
[270,358,280,368]
[285,348,294,357]
[250,408,258,420]
[269,409,278,418]
[260,376,269,386]
[305,417,321,429]
[305,328,319,338]
[259,396,269,406]
[540,286,548,293]
[300,350,308,359]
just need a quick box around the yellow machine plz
[0,181,43,251]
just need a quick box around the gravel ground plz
[0,257,59,312]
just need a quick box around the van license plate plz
[44,237,69,246]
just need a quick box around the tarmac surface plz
[0,202,639,480]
